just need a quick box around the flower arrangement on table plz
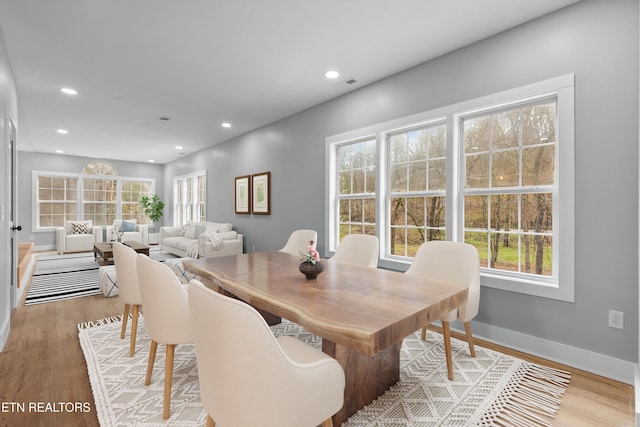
[300,240,320,265]
[299,240,324,279]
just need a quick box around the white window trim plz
[325,74,575,302]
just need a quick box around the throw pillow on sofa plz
[121,221,137,232]
[65,220,92,234]
[71,222,89,234]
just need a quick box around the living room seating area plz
[159,221,243,258]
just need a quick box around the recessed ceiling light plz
[61,87,77,95]
[55,149,64,154]
[222,122,231,128]
[57,129,68,134]
[175,145,183,150]
[148,159,155,163]
[325,70,340,79]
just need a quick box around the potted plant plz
[140,194,165,244]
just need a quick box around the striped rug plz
[26,248,175,305]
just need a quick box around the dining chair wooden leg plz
[321,417,334,427]
[420,326,427,341]
[163,344,176,420]
[120,304,130,339]
[206,414,216,427]
[442,321,454,381]
[129,304,140,357]
[464,321,476,358]
[145,340,158,386]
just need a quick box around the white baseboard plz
[34,244,56,252]
[463,320,635,385]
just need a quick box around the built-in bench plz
[18,242,34,288]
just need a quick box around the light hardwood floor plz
[0,253,635,426]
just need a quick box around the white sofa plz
[56,220,104,254]
[104,219,149,245]
[159,221,243,258]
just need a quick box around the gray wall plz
[165,0,639,363]
[0,21,19,349]
[17,152,165,249]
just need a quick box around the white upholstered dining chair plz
[136,254,193,420]
[112,242,142,357]
[188,279,345,427]
[279,229,317,256]
[329,234,379,268]
[406,240,480,380]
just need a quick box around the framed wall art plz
[251,171,271,215]
[234,175,251,214]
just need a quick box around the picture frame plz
[234,175,251,214]
[251,171,271,215]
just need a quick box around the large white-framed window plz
[173,170,207,226]
[326,74,574,301]
[34,162,156,229]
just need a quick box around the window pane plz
[428,158,446,190]
[406,197,424,227]
[492,110,520,150]
[464,116,491,153]
[465,231,489,268]
[407,130,426,161]
[465,153,489,188]
[350,199,362,222]
[390,198,406,226]
[390,227,406,256]
[523,145,555,186]
[492,150,519,187]
[408,162,426,191]
[339,171,351,195]
[521,234,552,276]
[464,195,488,229]
[390,164,407,192]
[490,194,518,232]
[490,232,519,272]
[429,125,446,158]
[521,193,552,233]
[353,169,365,194]
[523,102,556,146]
[363,198,375,224]
[406,228,424,257]
[389,134,407,163]
[426,196,445,228]
[339,199,349,222]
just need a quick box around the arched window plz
[82,161,117,176]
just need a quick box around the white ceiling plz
[0,0,580,164]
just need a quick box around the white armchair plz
[56,220,102,254]
[105,219,149,245]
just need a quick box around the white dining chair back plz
[279,229,318,256]
[112,241,142,357]
[329,234,379,268]
[406,240,480,380]
[188,279,345,427]
[136,253,193,419]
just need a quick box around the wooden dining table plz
[184,251,468,426]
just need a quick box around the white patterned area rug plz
[26,248,176,305]
[79,317,570,427]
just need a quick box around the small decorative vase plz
[299,261,324,280]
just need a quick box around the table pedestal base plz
[322,339,401,426]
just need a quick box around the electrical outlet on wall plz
[608,310,623,329]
